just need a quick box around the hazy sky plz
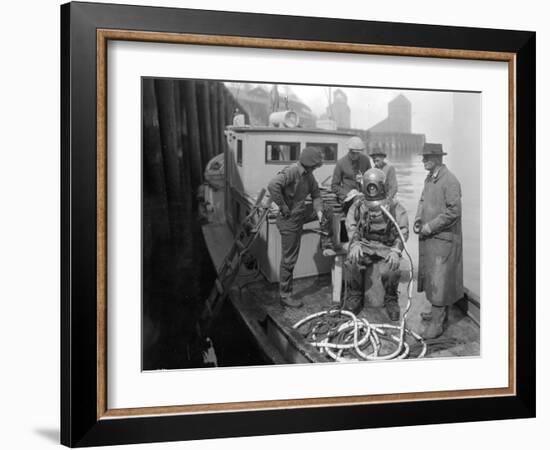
[291,84,454,151]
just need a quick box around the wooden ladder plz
[198,188,272,336]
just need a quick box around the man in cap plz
[344,168,409,320]
[414,143,463,339]
[369,147,398,200]
[331,136,372,207]
[267,146,324,308]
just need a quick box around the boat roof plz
[227,126,357,137]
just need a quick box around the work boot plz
[343,293,364,315]
[321,236,334,252]
[420,305,448,339]
[420,311,433,321]
[280,295,303,308]
[384,299,400,321]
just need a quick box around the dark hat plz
[299,146,323,167]
[369,146,387,157]
[420,143,447,156]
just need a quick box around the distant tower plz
[327,88,351,129]
[387,94,411,133]
[367,93,424,161]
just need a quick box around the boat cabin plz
[225,126,356,198]
[217,125,356,283]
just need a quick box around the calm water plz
[393,159,480,296]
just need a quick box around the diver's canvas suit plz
[345,197,409,309]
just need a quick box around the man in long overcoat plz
[414,143,463,339]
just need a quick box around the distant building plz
[366,94,425,160]
[320,88,351,129]
[370,94,411,133]
[227,84,316,128]
[335,94,424,160]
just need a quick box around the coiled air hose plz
[292,204,427,360]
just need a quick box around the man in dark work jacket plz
[331,136,372,205]
[267,147,324,308]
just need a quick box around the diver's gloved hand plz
[348,243,364,264]
[385,250,401,271]
[280,205,291,218]
[317,210,323,223]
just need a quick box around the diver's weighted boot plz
[384,299,400,321]
[343,293,364,315]
[420,305,447,339]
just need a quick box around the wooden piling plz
[154,79,184,236]
[144,79,251,219]
[181,80,203,191]
[209,82,220,156]
[217,83,229,153]
[142,78,167,200]
[196,81,215,165]
[173,82,192,213]
[142,78,170,251]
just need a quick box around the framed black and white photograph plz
[61,2,535,447]
[141,78,481,370]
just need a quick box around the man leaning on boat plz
[267,146,325,308]
[331,136,372,210]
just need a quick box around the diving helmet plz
[362,168,387,203]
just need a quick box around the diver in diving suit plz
[344,168,409,321]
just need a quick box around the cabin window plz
[237,140,243,166]
[306,143,337,162]
[265,142,301,164]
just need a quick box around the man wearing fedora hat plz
[414,143,464,339]
[369,147,398,200]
